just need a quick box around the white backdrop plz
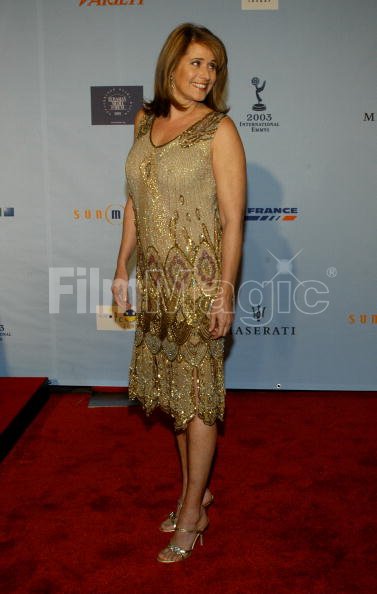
[0,0,376,389]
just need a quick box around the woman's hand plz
[208,285,234,339]
[111,269,131,310]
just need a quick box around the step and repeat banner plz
[0,0,376,389]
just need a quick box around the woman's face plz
[172,41,217,107]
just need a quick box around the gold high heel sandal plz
[159,493,214,533]
[157,525,207,563]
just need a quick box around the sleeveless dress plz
[125,110,227,431]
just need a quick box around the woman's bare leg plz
[176,431,188,501]
[158,415,217,561]
[159,432,188,531]
[160,428,214,531]
[176,430,213,503]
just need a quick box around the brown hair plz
[144,23,229,117]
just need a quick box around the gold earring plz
[170,74,175,90]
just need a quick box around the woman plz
[112,22,246,563]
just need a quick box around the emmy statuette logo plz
[239,76,279,133]
[251,77,266,111]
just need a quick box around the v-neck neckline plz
[149,111,214,149]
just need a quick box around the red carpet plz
[0,378,48,434]
[0,390,376,594]
[0,378,49,462]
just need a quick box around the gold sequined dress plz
[125,110,227,431]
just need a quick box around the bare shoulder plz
[215,115,241,140]
[213,115,245,157]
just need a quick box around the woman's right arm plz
[112,108,145,308]
[114,197,137,280]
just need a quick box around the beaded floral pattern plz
[125,111,227,431]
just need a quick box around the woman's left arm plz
[209,116,247,338]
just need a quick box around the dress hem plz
[127,392,224,432]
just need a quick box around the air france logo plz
[245,207,298,222]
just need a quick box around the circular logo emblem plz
[102,87,133,122]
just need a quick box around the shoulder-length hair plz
[144,23,229,117]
